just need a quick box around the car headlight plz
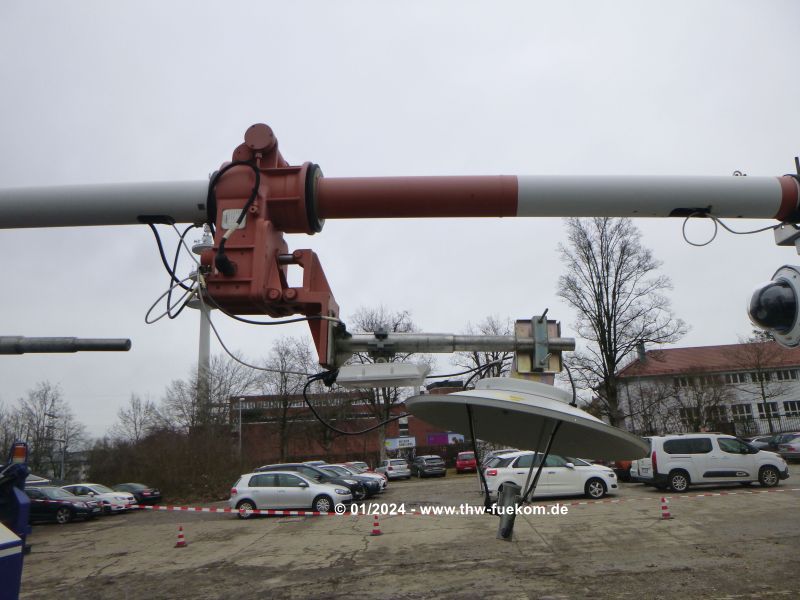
[344,479,357,485]
[335,488,350,495]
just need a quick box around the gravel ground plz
[19,465,800,599]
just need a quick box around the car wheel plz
[55,507,72,525]
[758,466,780,488]
[668,470,690,493]
[313,495,333,513]
[236,500,256,519]
[584,478,607,499]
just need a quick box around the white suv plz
[631,434,790,492]
[484,451,618,499]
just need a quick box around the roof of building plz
[617,342,800,378]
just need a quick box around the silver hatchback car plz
[229,471,352,518]
[376,459,411,480]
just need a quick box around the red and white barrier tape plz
[28,487,800,517]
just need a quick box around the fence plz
[731,415,800,437]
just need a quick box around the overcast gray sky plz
[2,1,799,437]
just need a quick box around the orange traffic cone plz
[175,525,188,547]
[371,515,382,536]
[660,497,673,520]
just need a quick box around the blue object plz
[0,442,31,600]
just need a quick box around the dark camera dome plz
[749,279,796,334]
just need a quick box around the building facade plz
[617,342,800,437]
[228,380,468,468]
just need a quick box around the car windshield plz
[425,458,443,464]
[347,465,367,473]
[336,465,358,475]
[91,485,115,494]
[44,488,76,500]
[390,460,407,466]
[458,452,475,460]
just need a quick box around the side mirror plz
[565,462,575,469]
[298,482,309,488]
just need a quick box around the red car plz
[455,451,477,474]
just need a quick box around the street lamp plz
[44,412,66,481]
[238,397,244,462]
[186,226,215,416]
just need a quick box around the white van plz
[631,434,789,492]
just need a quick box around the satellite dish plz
[405,377,648,460]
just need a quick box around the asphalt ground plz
[19,464,800,599]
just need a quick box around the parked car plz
[229,471,352,518]
[318,465,382,497]
[112,483,162,505]
[609,460,632,482]
[329,464,387,491]
[25,486,102,524]
[25,474,51,487]
[255,463,367,501]
[62,483,135,513]
[346,461,371,472]
[481,448,519,467]
[376,459,411,480]
[630,434,790,492]
[484,451,618,499]
[777,434,800,461]
[745,432,800,451]
[455,451,477,474]
[411,455,447,478]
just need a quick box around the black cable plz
[148,224,193,291]
[464,358,511,389]
[166,225,197,319]
[563,363,578,407]
[426,359,505,380]
[201,291,341,326]
[209,160,261,276]
[301,373,408,436]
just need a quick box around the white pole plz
[0,181,208,228]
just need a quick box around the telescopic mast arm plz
[1,124,797,368]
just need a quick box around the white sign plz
[384,436,416,451]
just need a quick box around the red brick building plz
[229,381,467,468]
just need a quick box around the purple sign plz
[427,433,449,445]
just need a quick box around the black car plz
[411,455,447,478]
[25,486,102,524]
[318,465,381,497]
[255,463,367,500]
[113,483,162,505]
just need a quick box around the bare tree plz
[0,400,25,454]
[619,378,677,435]
[452,315,513,380]
[669,376,733,433]
[727,333,794,433]
[557,217,686,427]
[11,382,86,478]
[259,337,317,461]
[160,354,263,431]
[347,306,432,461]
[110,394,158,444]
